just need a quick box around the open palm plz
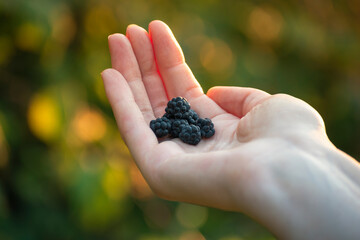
[102,20,360,240]
[101,20,326,213]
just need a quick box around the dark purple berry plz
[150,117,171,138]
[150,96,215,145]
[165,97,191,119]
[170,119,189,138]
[183,109,199,125]
[179,124,201,145]
[197,118,215,138]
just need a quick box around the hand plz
[101,20,360,239]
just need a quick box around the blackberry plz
[150,117,171,138]
[150,96,215,145]
[183,109,199,125]
[197,118,215,138]
[179,124,201,145]
[169,119,189,138]
[165,97,191,119]
[162,112,172,119]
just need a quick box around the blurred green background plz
[0,0,359,239]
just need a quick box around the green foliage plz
[0,0,359,239]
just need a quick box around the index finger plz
[101,68,158,163]
[149,20,225,118]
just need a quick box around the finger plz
[108,34,154,123]
[101,68,158,165]
[148,20,224,118]
[126,24,168,118]
[207,86,271,118]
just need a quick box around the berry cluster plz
[150,97,215,145]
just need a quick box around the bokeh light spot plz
[176,203,208,229]
[102,161,130,200]
[200,38,234,74]
[51,5,77,46]
[15,22,45,51]
[248,7,283,42]
[27,92,61,142]
[72,107,107,143]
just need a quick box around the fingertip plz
[108,34,115,40]
[101,68,122,83]
[101,68,112,77]
[149,20,167,27]
[206,86,221,98]
[126,24,138,37]
[126,24,148,39]
[148,20,170,34]
[148,20,162,28]
[108,33,127,47]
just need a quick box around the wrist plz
[265,137,360,239]
[231,132,360,239]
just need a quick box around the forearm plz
[261,141,360,239]
[286,147,360,239]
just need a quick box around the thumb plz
[206,86,270,118]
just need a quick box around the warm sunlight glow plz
[200,38,234,74]
[248,7,283,42]
[27,92,61,141]
[72,107,107,143]
[51,5,77,46]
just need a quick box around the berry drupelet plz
[170,119,189,138]
[183,109,199,125]
[197,118,215,138]
[179,124,201,145]
[150,117,171,138]
[165,97,191,119]
[150,96,215,145]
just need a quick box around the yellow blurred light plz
[84,4,117,37]
[102,161,130,200]
[27,92,61,141]
[15,22,44,51]
[200,38,234,74]
[72,107,107,143]
[0,124,9,168]
[176,203,208,229]
[130,160,154,199]
[248,7,283,42]
[179,231,206,240]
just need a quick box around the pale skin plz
[101,20,360,239]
